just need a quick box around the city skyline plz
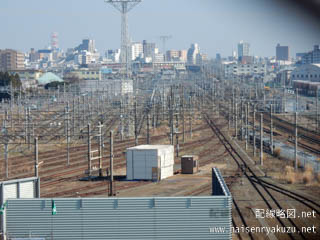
[1,0,320,57]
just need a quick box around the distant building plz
[239,56,254,64]
[143,40,156,60]
[29,48,38,62]
[9,69,43,89]
[0,49,25,71]
[275,69,293,87]
[223,62,267,78]
[196,53,208,65]
[106,49,121,63]
[166,50,180,61]
[216,53,221,61]
[166,50,187,62]
[75,39,96,53]
[74,50,98,65]
[237,41,250,61]
[276,44,289,61]
[64,68,101,81]
[187,43,200,65]
[291,64,320,82]
[296,52,306,60]
[179,50,187,62]
[38,49,53,62]
[154,53,165,63]
[131,42,143,61]
[301,45,320,64]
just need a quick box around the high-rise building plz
[75,39,96,53]
[29,48,38,62]
[0,49,25,71]
[131,42,143,61]
[143,40,156,59]
[166,50,179,61]
[237,41,250,60]
[106,49,121,63]
[187,43,200,65]
[166,50,187,62]
[301,45,320,64]
[179,50,187,62]
[196,53,208,65]
[276,44,289,61]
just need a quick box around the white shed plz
[126,145,174,181]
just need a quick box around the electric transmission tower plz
[105,0,142,78]
[159,35,172,61]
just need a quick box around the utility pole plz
[72,98,75,137]
[316,90,319,132]
[170,97,174,145]
[134,101,138,146]
[189,96,192,138]
[253,105,256,157]
[120,100,123,141]
[245,102,249,151]
[87,124,91,178]
[270,104,273,155]
[235,103,238,139]
[66,106,70,165]
[28,107,31,150]
[147,113,150,144]
[109,131,114,196]
[175,114,179,157]
[228,101,231,132]
[260,113,263,166]
[295,112,298,170]
[296,88,299,112]
[4,143,8,179]
[34,137,39,178]
[98,122,103,177]
[240,101,243,140]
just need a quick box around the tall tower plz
[51,32,59,50]
[105,0,142,78]
[159,35,172,61]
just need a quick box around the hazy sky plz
[1,0,320,58]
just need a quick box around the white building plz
[126,145,174,181]
[106,49,121,63]
[154,53,165,63]
[291,64,320,82]
[223,62,267,78]
[131,42,143,61]
[107,79,133,95]
[238,41,250,59]
[187,43,200,65]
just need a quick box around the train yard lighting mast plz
[105,0,142,78]
[159,35,172,61]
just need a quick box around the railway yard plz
[1,75,320,239]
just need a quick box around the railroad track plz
[204,112,314,240]
[265,114,320,146]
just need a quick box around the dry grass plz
[316,173,320,183]
[284,166,298,184]
[273,148,281,158]
[280,165,319,185]
[302,165,314,184]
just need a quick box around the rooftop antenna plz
[105,0,142,78]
